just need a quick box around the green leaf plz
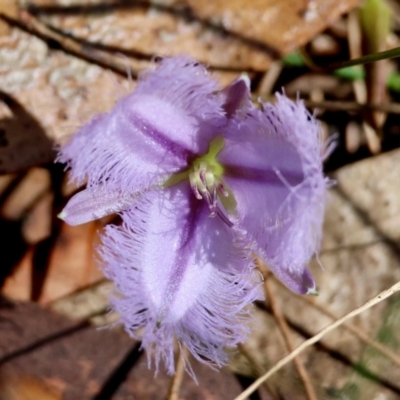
[387,72,400,92]
[282,51,305,67]
[360,0,392,53]
[334,66,365,81]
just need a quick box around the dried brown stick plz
[237,343,278,399]
[235,279,400,400]
[166,346,186,400]
[257,61,283,96]
[295,287,400,369]
[0,10,138,78]
[261,270,318,400]
[302,100,400,114]
[256,94,400,115]
[347,9,381,153]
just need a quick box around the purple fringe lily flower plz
[57,56,327,373]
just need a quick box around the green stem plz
[326,47,400,71]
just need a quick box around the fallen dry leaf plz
[22,190,54,244]
[0,0,19,37]
[179,0,361,54]
[0,299,246,400]
[0,167,50,220]
[0,92,54,174]
[2,221,104,303]
[0,367,61,400]
[0,0,361,149]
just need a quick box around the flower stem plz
[326,47,400,71]
[166,346,186,400]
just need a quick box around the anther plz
[217,183,229,197]
[189,172,203,200]
[188,160,234,226]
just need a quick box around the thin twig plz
[257,61,283,96]
[166,346,186,400]
[347,9,381,153]
[295,288,400,370]
[256,96,400,115]
[234,280,400,400]
[0,10,138,78]
[260,266,317,400]
[237,343,278,399]
[303,100,400,114]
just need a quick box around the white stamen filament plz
[188,162,232,225]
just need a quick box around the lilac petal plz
[57,103,186,195]
[57,56,227,195]
[59,185,142,225]
[220,74,252,118]
[219,94,326,294]
[100,183,262,374]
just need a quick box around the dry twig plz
[347,9,381,153]
[259,264,318,400]
[166,346,186,400]
[257,61,283,96]
[234,280,400,400]
[0,10,138,78]
[303,100,400,114]
[295,287,400,370]
[237,343,278,399]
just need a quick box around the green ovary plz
[163,136,237,217]
[163,136,225,187]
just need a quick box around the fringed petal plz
[100,183,262,374]
[57,56,227,196]
[220,74,252,118]
[59,185,142,225]
[219,94,326,294]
